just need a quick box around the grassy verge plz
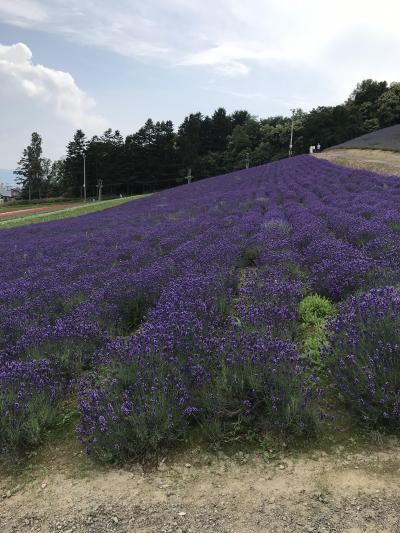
[0,195,150,229]
[0,200,79,213]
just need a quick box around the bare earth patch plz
[1,437,399,532]
[314,149,400,177]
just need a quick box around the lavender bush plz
[326,287,400,428]
[2,154,400,458]
[0,360,66,454]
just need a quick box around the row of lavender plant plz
[77,200,315,460]
[280,158,400,426]
[1,172,284,454]
[1,155,400,457]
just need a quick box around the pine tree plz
[177,113,202,175]
[210,108,233,152]
[14,132,43,201]
[64,129,87,197]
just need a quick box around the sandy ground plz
[314,149,400,177]
[1,436,399,533]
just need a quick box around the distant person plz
[316,142,321,152]
[309,145,315,154]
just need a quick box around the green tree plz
[39,157,52,198]
[198,151,230,178]
[14,132,43,200]
[227,118,261,169]
[210,108,233,152]
[231,110,251,128]
[348,79,388,107]
[301,105,362,150]
[49,159,66,196]
[125,119,178,192]
[347,79,388,132]
[153,120,179,187]
[85,130,126,196]
[177,113,203,176]
[64,129,87,197]
[377,83,400,127]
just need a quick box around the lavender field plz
[1,155,400,462]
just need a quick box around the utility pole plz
[185,167,193,184]
[83,153,87,202]
[289,108,295,157]
[245,151,250,169]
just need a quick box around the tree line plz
[14,79,400,199]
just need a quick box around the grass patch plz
[0,195,150,229]
[0,199,78,213]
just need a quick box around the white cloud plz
[0,0,48,26]
[1,1,400,166]
[0,42,105,129]
[0,42,106,167]
[1,0,400,89]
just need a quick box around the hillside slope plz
[314,124,400,175]
[332,124,400,151]
[2,155,400,531]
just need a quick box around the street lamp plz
[289,109,295,157]
[83,153,87,202]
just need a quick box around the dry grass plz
[314,149,400,177]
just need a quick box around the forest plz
[14,79,400,199]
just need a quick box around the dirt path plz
[1,437,399,533]
[314,149,400,177]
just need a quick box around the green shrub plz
[299,294,335,326]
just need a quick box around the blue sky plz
[0,0,399,176]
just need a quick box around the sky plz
[0,0,400,178]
